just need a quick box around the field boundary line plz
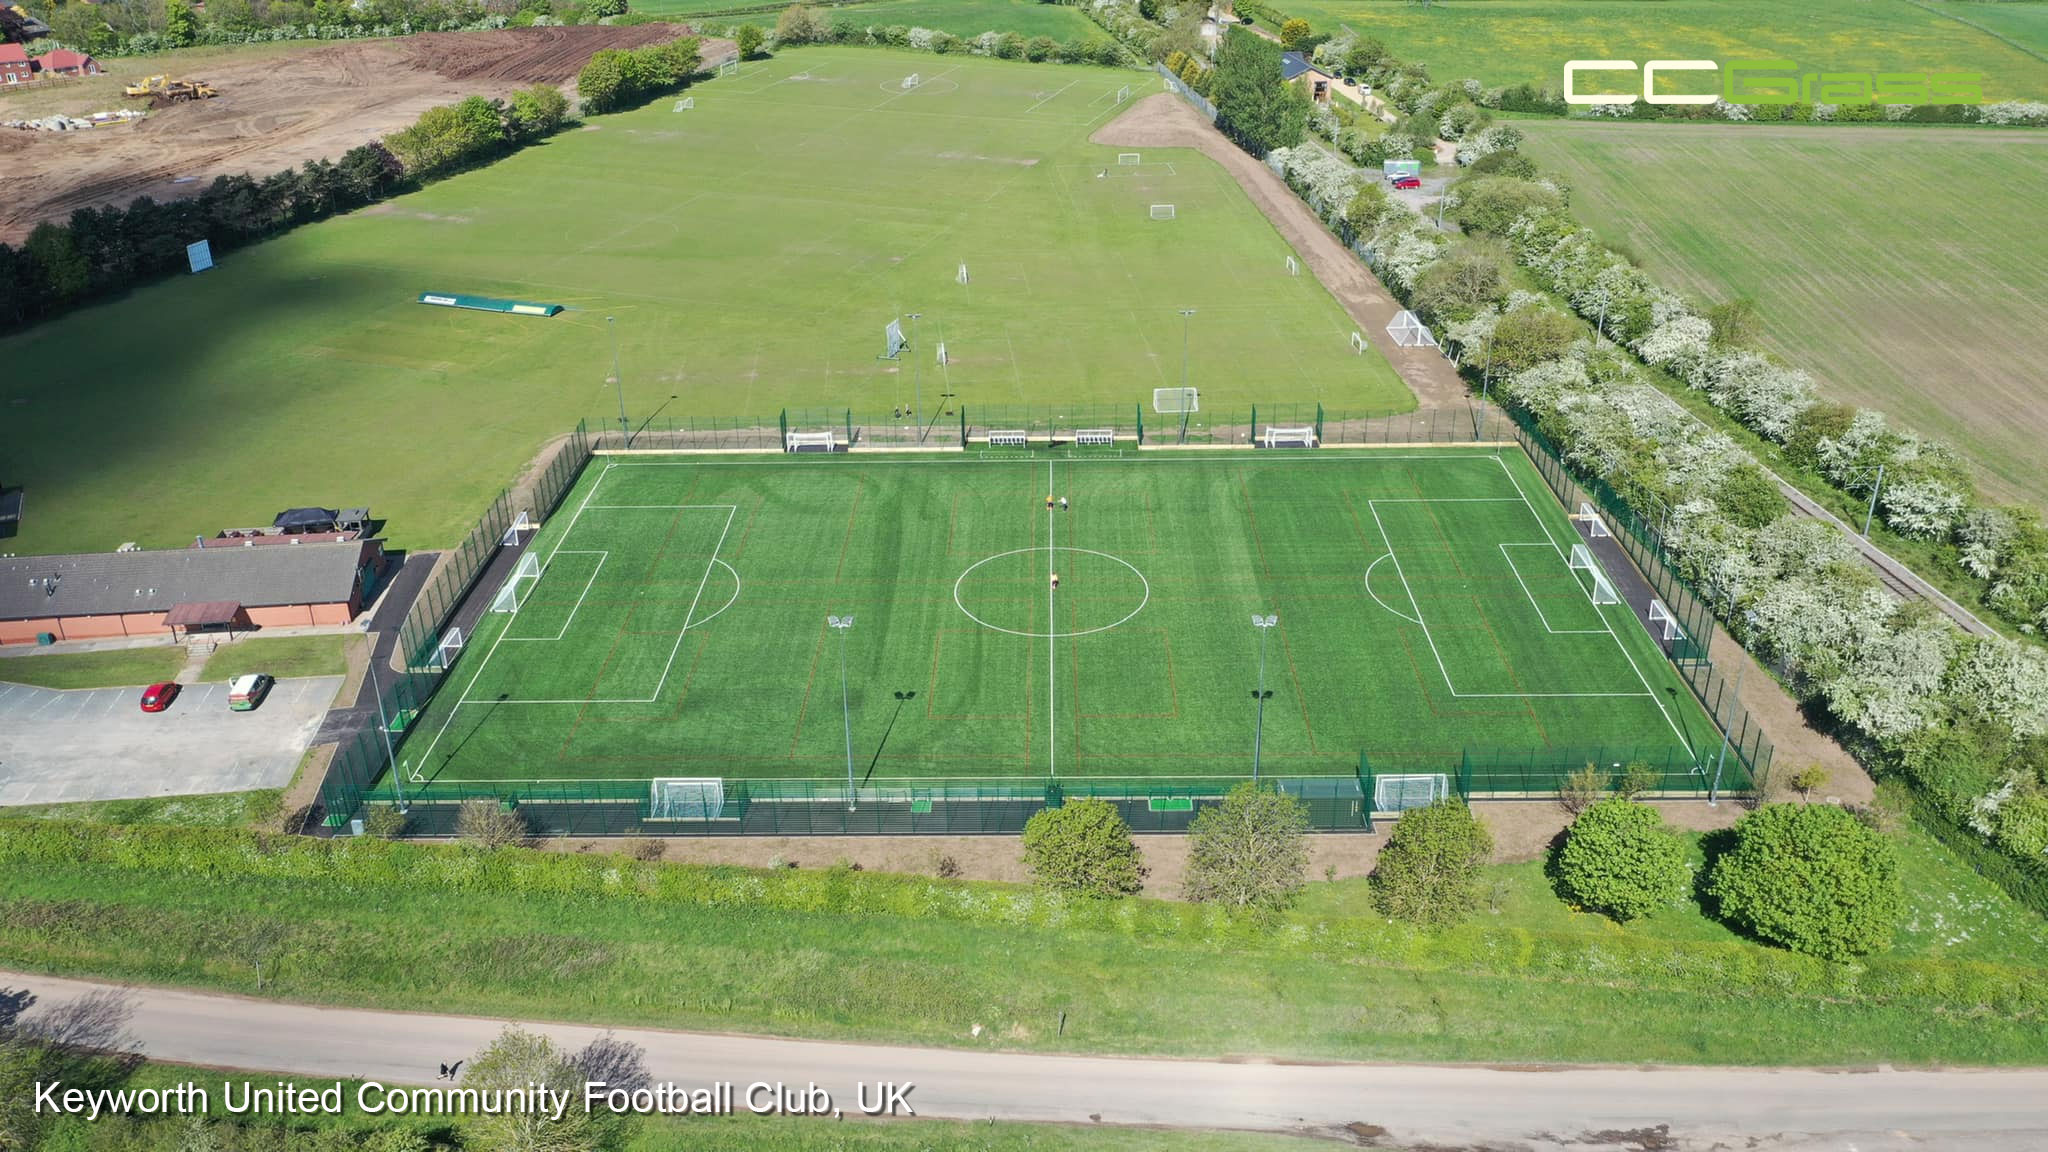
[502,551,609,643]
[1023,77,1081,114]
[1497,543,1606,636]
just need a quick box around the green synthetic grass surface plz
[0,646,185,689]
[397,447,1713,787]
[1270,0,2048,102]
[200,634,353,682]
[0,48,1408,557]
[1515,119,2048,506]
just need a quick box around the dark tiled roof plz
[1281,51,1310,82]
[0,540,369,621]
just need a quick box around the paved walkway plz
[3,970,2045,1152]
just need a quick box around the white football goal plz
[1349,331,1368,354]
[956,261,969,285]
[1648,600,1685,642]
[987,430,1029,447]
[673,97,694,111]
[1569,543,1622,606]
[648,777,725,821]
[1117,152,1141,165]
[935,341,948,366]
[718,58,738,77]
[1149,204,1176,220]
[433,627,465,670]
[500,509,532,547]
[786,430,838,453]
[1262,425,1317,449]
[901,73,921,89]
[1571,501,1613,539]
[1374,773,1451,812]
[1115,85,1132,104]
[1285,255,1299,276]
[1152,387,1199,414]
[1387,310,1439,348]
[490,552,542,613]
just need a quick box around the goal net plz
[501,509,532,547]
[1117,152,1142,165]
[1115,85,1132,104]
[490,552,542,613]
[1149,204,1176,220]
[1387,310,1439,348]
[648,777,725,821]
[673,97,693,111]
[879,317,905,360]
[1648,599,1684,642]
[1153,387,1199,414]
[1572,501,1613,539]
[1285,255,1299,276]
[1569,543,1621,606]
[786,430,838,453]
[1374,773,1450,812]
[956,261,969,285]
[1262,425,1317,449]
[433,627,465,670]
[718,58,738,76]
[901,73,921,90]
[1349,331,1368,354]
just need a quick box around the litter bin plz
[36,632,56,646]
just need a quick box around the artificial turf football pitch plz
[396,447,1715,789]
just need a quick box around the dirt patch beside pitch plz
[0,26,728,243]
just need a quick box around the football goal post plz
[1373,773,1451,812]
[432,627,465,670]
[674,97,694,111]
[902,73,921,90]
[718,58,738,77]
[935,341,947,366]
[1152,387,1198,414]
[1349,331,1368,354]
[490,552,542,613]
[1149,204,1176,220]
[1568,544,1622,606]
[1117,152,1141,165]
[1571,501,1613,538]
[1115,85,1132,104]
[648,778,726,821]
[956,262,969,285]
[786,430,838,453]
[1648,599,1685,642]
[1262,425,1317,449]
[1285,255,1299,276]
[501,509,532,547]
[1387,310,1439,348]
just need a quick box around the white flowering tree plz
[1946,637,2048,738]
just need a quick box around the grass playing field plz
[632,0,1102,41]
[397,447,1713,790]
[0,48,1410,557]
[1516,119,2048,506]
[1271,0,2048,101]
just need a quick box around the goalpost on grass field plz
[1569,544,1622,605]
[1285,255,1299,276]
[718,58,738,77]
[433,627,465,671]
[1118,152,1142,165]
[1572,501,1613,538]
[490,552,542,613]
[647,778,725,821]
[1115,85,1132,104]
[1149,204,1175,220]
[902,72,921,89]
[1374,773,1451,812]
[1648,599,1685,642]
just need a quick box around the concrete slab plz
[0,675,344,806]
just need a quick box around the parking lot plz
[0,676,344,806]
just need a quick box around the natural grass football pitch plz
[1516,119,2048,506]
[398,448,1713,788]
[631,0,1100,41]
[1272,0,2048,101]
[0,48,1408,557]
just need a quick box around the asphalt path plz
[6,970,2047,1151]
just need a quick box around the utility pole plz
[367,643,404,814]
[1862,462,1886,537]
[908,312,924,442]
[607,315,627,444]
[829,615,855,809]
[1178,309,1196,444]
[1251,614,1277,782]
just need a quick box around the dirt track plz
[0,26,722,242]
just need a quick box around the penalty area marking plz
[954,546,1150,639]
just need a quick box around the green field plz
[399,447,1713,790]
[200,633,353,682]
[636,0,1101,41]
[0,48,1408,557]
[1516,120,2048,506]
[1271,0,2048,101]
[0,645,185,689]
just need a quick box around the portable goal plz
[1387,310,1439,348]
[718,58,738,77]
[1374,773,1451,812]
[673,97,694,111]
[1648,600,1685,642]
[1153,387,1199,414]
[647,778,726,821]
[786,430,838,453]
[490,552,542,613]
[935,341,948,366]
[500,509,532,547]
[1117,152,1141,165]
[987,429,1029,447]
[901,73,921,90]
[1149,204,1176,220]
[1261,425,1317,449]
[956,262,969,285]
[1285,255,1299,276]
[1569,544,1622,605]
[1349,331,1368,354]
[1574,501,1614,538]
[432,627,465,671]
[1115,85,1132,104]
[1074,428,1116,446]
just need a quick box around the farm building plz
[0,44,32,85]
[0,537,386,645]
[38,49,101,76]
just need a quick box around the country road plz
[7,971,2048,1151]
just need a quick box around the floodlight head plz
[1179,308,1197,317]
[828,615,854,630]
[1252,614,1277,628]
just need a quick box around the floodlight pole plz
[365,644,405,814]
[1251,614,1277,782]
[607,315,627,444]
[1862,462,1885,537]
[908,312,924,441]
[1708,660,1744,807]
[829,616,855,809]
[1178,309,1197,444]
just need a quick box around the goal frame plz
[1117,152,1142,165]
[1648,599,1685,642]
[1374,773,1451,812]
[1387,309,1439,349]
[1149,204,1176,220]
[1152,387,1198,414]
[1569,543,1622,606]
[490,552,542,613]
[1349,331,1368,354]
[1285,255,1299,276]
[647,777,726,821]
[1261,425,1318,449]
[433,627,465,670]
[501,509,532,547]
[786,430,839,453]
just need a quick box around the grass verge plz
[0,646,185,689]
[202,634,353,682]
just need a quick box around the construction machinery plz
[122,74,217,101]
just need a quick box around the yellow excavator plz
[122,74,218,101]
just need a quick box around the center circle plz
[954,547,1149,638]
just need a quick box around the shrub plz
[1789,764,1830,800]
[360,805,409,840]
[1023,35,1056,62]
[1020,798,1146,898]
[1368,799,1492,927]
[1277,17,1310,50]
[1708,803,1902,960]
[1557,762,1603,815]
[506,83,569,140]
[774,3,826,44]
[630,838,665,861]
[1554,799,1688,922]
[1183,783,1311,909]
[383,95,506,180]
[735,23,765,59]
[456,799,528,850]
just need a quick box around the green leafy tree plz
[1183,782,1311,909]
[1410,237,1509,322]
[384,96,508,180]
[774,3,825,44]
[1483,306,1578,376]
[1023,35,1057,62]
[578,48,627,113]
[1452,175,1564,235]
[508,84,570,140]
[1209,27,1309,157]
[1021,798,1146,897]
[735,22,765,59]
[160,0,197,46]
[1342,38,1388,79]
[586,0,628,15]
[1368,798,1492,927]
[1712,461,1789,529]
[1277,17,1311,50]
[1554,798,1689,922]
[1706,297,1762,349]
[1789,764,1830,800]
[1708,802,1901,960]
[463,1027,604,1152]
[1341,180,1390,236]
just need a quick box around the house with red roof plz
[38,48,102,77]
[0,43,34,86]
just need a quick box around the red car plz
[139,682,180,713]
[1392,176,1422,190]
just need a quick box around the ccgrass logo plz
[1562,60,1984,106]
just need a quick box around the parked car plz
[227,673,273,712]
[139,682,179,713]
[1392,176,1422,190]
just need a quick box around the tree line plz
[0,83,570,335]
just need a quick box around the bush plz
[735,23,764,59]
[382,95,507,179]
[360,805,409,840]
[1021,798,1145,897]
[1557,762,1603,815]
[506,83,570,140]
[1554,799,1688,922]
[1368,799,1492,927]
[456,799,529,850]
[1277,17,1310,50]
[1708,803,1902,959]
[1183,783,1311,909]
